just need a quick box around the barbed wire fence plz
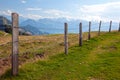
[0,13,120,76]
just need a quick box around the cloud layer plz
[0,1,120,22]
[26,8,42,11]
[21,0,26,4]
[79,1,120,22]
[0,10,12,16]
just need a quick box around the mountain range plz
[0,16,48,35]
[20,18,91,34]
[0,16,119,35]
[20,18,119,34]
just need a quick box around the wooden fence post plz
[64,23,68,55]
[79,22,82,46]
[88,21,91,40]
[98,21,102,36]
[109,21,112,32]
[12,13,19,76]
[118,22,120,32]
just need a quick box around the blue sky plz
[0,0,120,22]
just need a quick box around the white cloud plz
[78,1,120,22]
[44,9,65,16]
[27,8,42,11]
[79,15,110,22]
[0,10,42,20]
[0,10,13,16]
[21,0,26,4]
[0,9,42,20]
[20,14,42,20]
[37,2,120,22]
[1,2,120,22]
[43,9,72,19]
[80,5,106,16]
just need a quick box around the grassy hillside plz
[1,32,120,80]
[0,31,99,76]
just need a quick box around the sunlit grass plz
[1,32,120,80]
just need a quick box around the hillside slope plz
[1,32,120,80]
[0,31,98,76]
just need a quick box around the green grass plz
[0,31,10,36]
[0,31,5,36]
[1,32,120,80]
[0,32,99,61]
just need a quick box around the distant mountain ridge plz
[20,25,49,35]
[20,18,82,34]
[0,16,48,35]
[0,16,11,25]
[0,16,11,32]
[0,16,119,35]
[20,18,119,34]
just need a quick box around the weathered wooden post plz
[12,13,19,76]
[109,21,112,32]
[118,22,120,32]
[79,22,82,46]
[64,23,68,55]
[98,21,102,36]
[88,21,91,40]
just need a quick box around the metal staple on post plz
[64,23,68,55]
[11,13,19,76]
[79,22,82,46]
